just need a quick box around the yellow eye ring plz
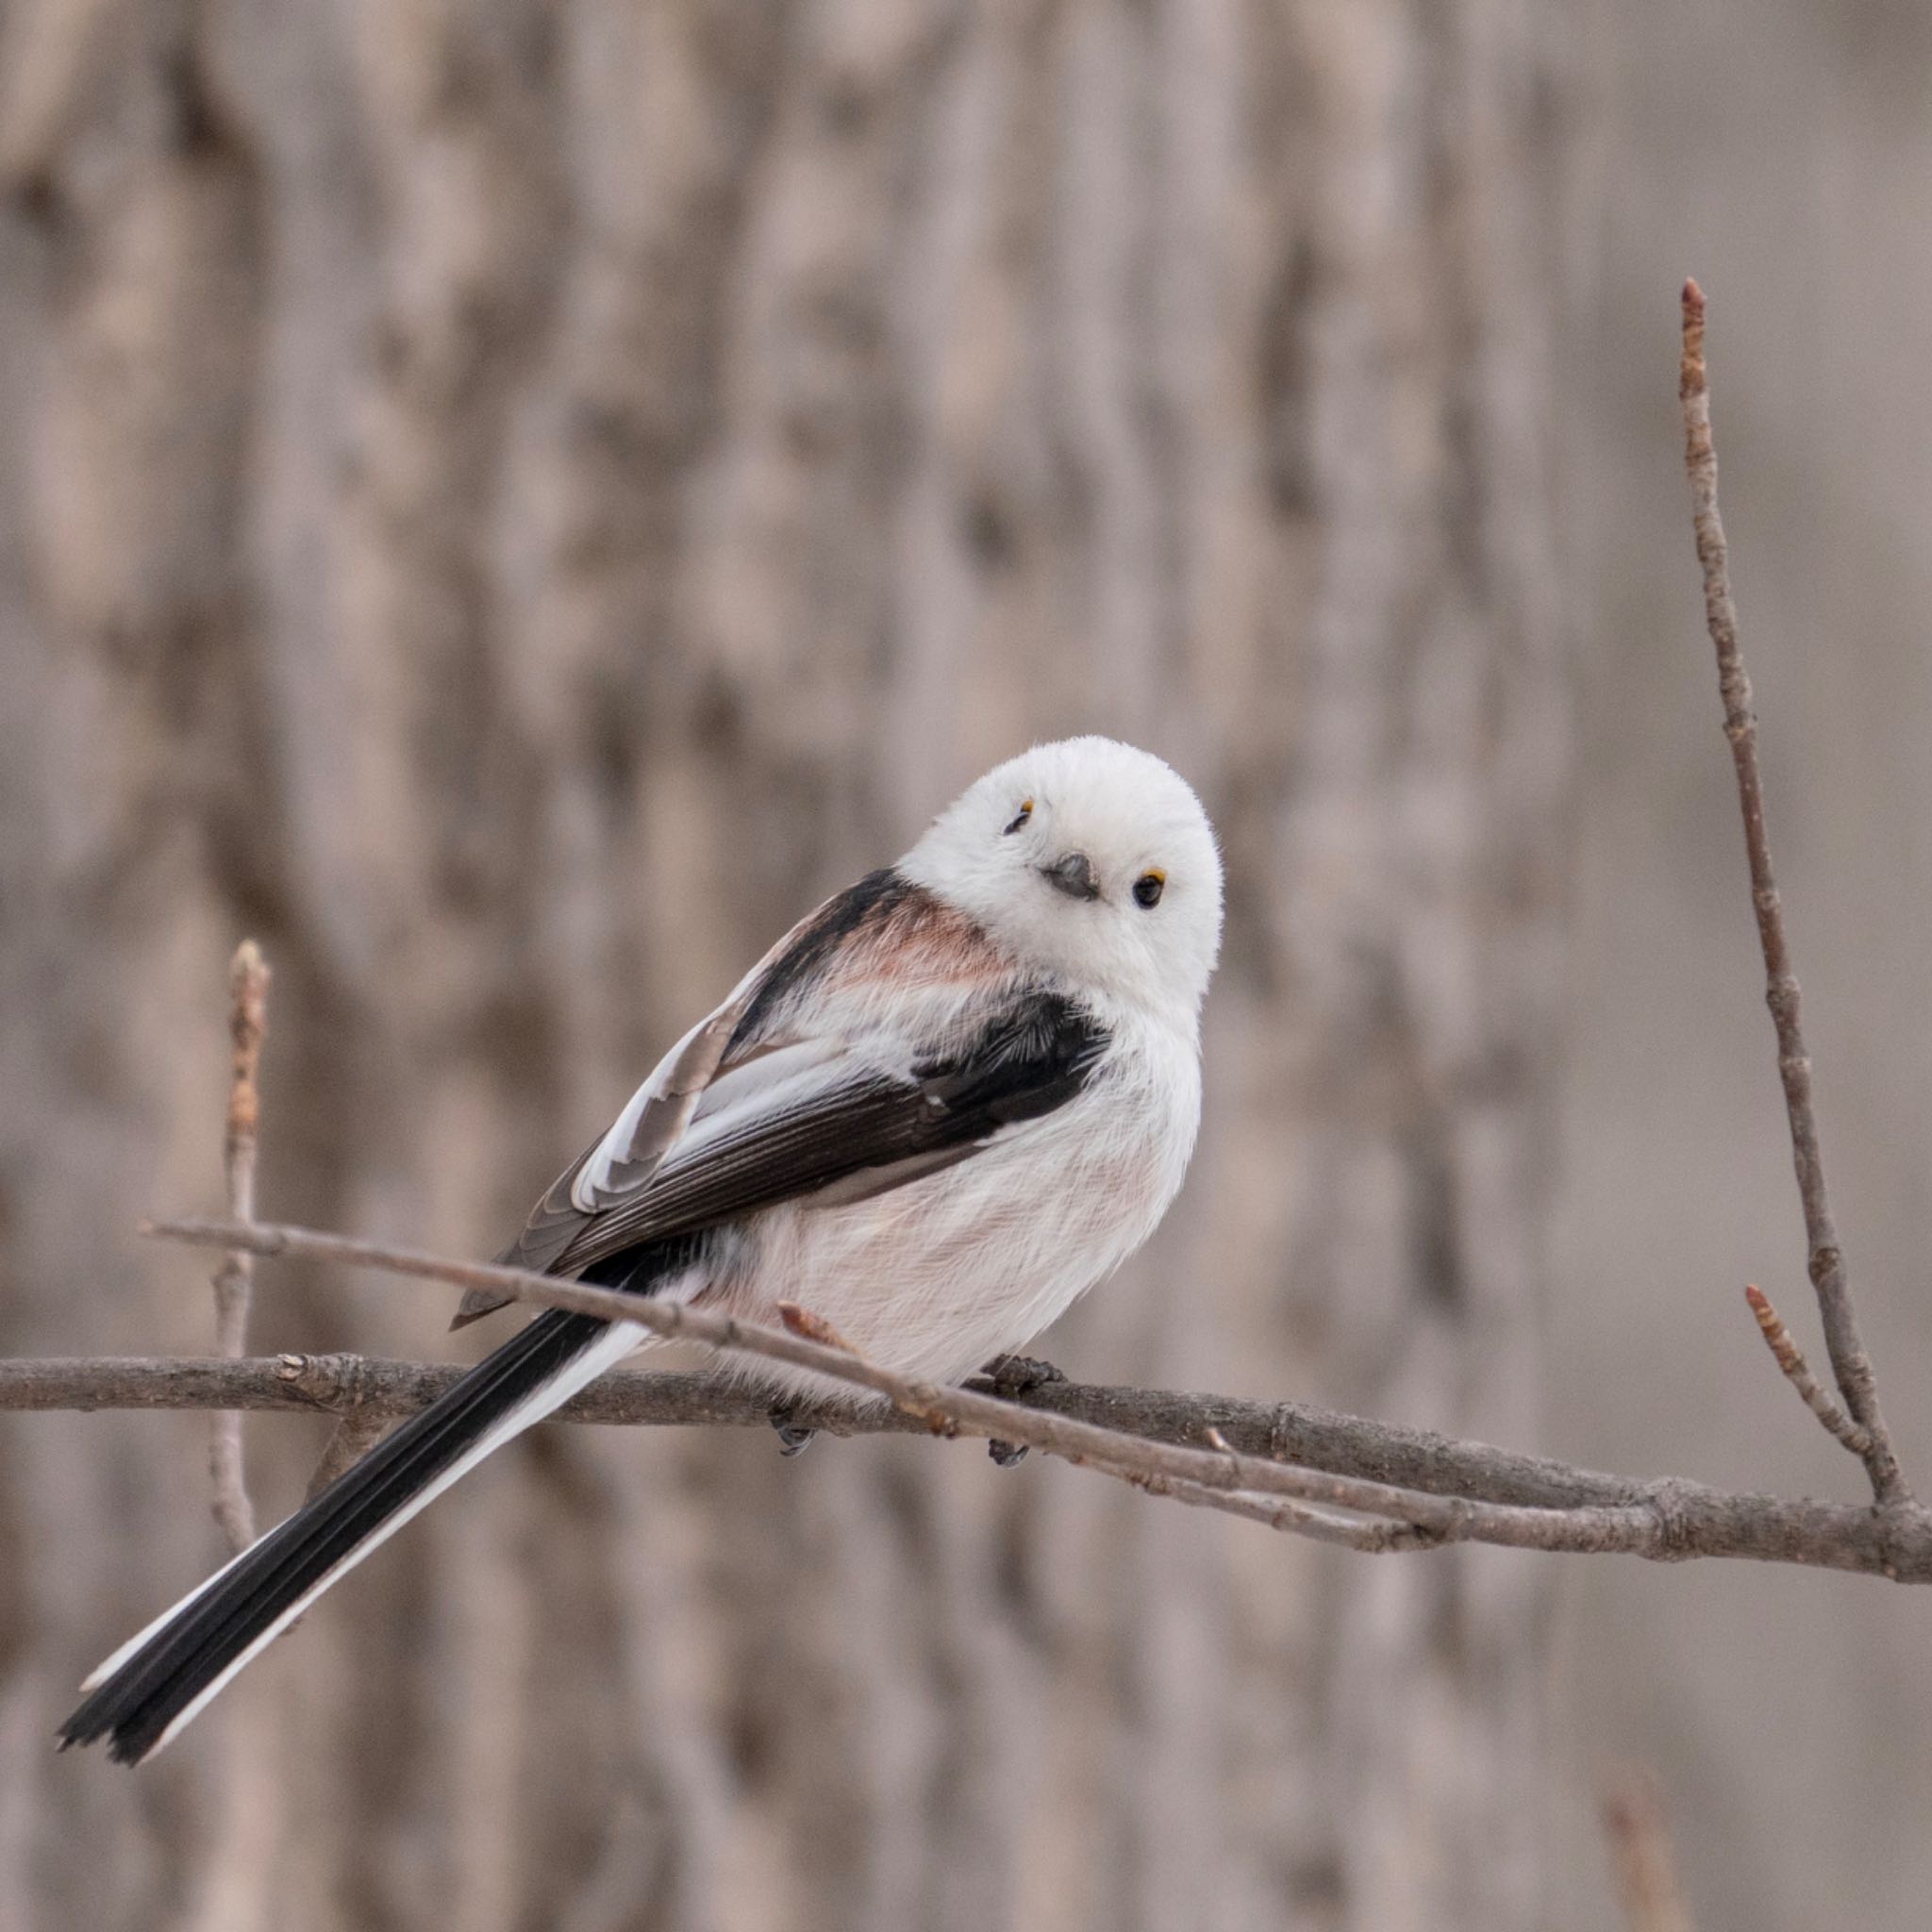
[1003,800,1034,835]
[1133,870,1165,908]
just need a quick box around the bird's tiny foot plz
[978,1356,1063,1463]
[770,1411,817,1457]
[980,1353,1067,1397]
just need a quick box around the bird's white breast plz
[707,1005,1202,1396]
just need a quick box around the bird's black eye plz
[1003,799,1034,835]
[1133,871,1165,908]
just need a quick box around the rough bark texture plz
[0,4,1572,1927]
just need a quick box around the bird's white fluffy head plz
[901,738,1223,1024]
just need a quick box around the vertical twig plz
[1601,1768,1698,1932]
[208,941,270,1553]
[1678,279,1908,1506]
[304,1407,388,1502]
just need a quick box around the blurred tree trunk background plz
[0,3,1574,1927]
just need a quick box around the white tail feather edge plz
[79,1542,255,1693]
[83,1320,646,1756]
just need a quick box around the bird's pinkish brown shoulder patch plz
[724,869,1008,1053]
[831,876,1009,992]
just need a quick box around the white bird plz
[61,736,1224,1764]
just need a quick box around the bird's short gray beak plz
[1040,851,1101,901]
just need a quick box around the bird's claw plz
[770,1412,817,1457]
[978,1355,1064,1465]
[980,1353,1067,1397]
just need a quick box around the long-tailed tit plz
[62,736,1223,1763]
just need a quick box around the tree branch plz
[5,1214,1929,1583]
[132,1215,1675,1560]
[1680,278,1908,1505]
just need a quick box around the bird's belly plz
[710,1087,1187,1393]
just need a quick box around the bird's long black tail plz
[59,1303,636,1765]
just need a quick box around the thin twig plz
[1679,278,1907,1505]
[208,941,269,1553]
[1108,1464,1441,1552]
[1161,1424,1442,1551]
[6,1347,1932,1580]
[1742,1284,1873,1458]
[1602,1767,1698,1932]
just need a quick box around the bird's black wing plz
[550,987,1111,1278]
